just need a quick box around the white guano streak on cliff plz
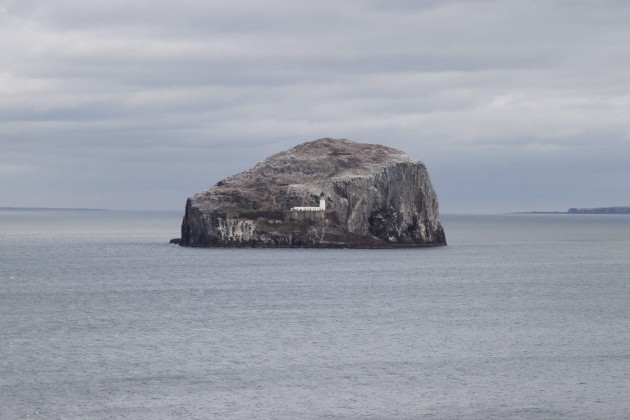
[218,218,257,241]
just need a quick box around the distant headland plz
[510,207,630,215]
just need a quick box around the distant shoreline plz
[508,211,568,215]
[509,207,630,215]
[0,207,182,213]
[0,207,109,212]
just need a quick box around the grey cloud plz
[1,0,630,211]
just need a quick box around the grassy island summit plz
[176,138,446,248]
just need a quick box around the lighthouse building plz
[291,193,326,212]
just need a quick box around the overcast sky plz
[2,0,629,213]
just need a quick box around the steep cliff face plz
[179,138,446,248]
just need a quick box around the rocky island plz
[177,138,446,248]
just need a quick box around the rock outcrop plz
[179,138,446,248]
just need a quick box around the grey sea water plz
[1,210,629,419]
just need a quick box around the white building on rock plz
[291,193,326,211]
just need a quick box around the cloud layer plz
[2,0,629,211]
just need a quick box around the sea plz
[1,209,629,419]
